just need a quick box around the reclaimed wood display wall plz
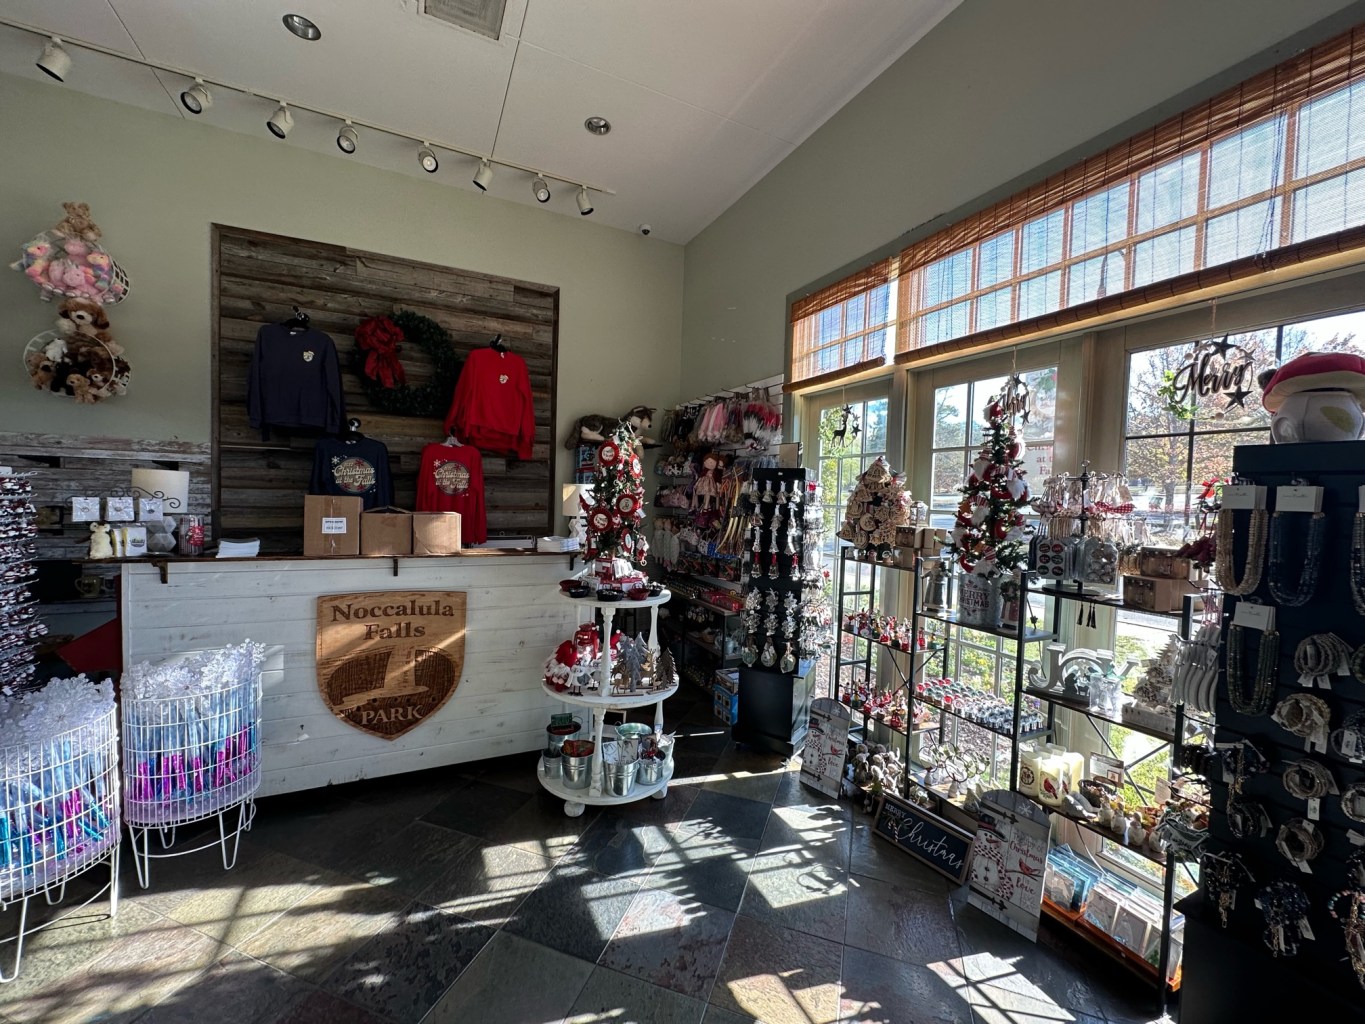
[213,226,558,553]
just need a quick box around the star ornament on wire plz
[1225,385,1253,410]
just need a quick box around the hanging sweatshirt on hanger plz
[416,442,486,543]
[442,348,535,460]
[247,324,346,439]
[309,436,393,510]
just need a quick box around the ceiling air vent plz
[420,0,508,40]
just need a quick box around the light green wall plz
[681,0,1364,397]
[0,73,684,485]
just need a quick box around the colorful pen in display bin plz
[0,676,120,906]
[121,642,264,827]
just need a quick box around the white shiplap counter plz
[120,553,575,796]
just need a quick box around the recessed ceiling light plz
[282,14,321,41]
[583,116,611,136]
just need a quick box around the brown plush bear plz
[52,201,102,244]
[25,350,56,390]
[56,298,122,356]
[66,373,98,404]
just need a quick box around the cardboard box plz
[1122,574,1195,613]
[412,511,462,555]
[1138,547,1193,580]
[304,495,362,556]
[361,507,413,556]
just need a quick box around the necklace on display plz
[1258,880,1313,957]
[1353,512,1365,616]
[1201,850,1255,928]
[1327,888,1365,991]
[1226,623,1280,715]
[1267,511,1328,607]
[1216,507,1269,596]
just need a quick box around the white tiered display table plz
[539,589,677,816]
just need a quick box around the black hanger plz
[488,333,506,353]
[341,417,363,440]
[284,306,311,333]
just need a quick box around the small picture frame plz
[136,497,164,521]
[35,505,65,534]
[71,497,102,523]
[105,496,135,522]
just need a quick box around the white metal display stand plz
[539,590,677,816]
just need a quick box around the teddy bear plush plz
[53,201,102,244]
[88,522,113,559]
[66,373,98,404]
[25,349,56,390]
[56,297,122,355]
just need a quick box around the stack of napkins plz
[536,536,580,553]
[216,538,261,558]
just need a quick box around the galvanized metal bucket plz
[602,758,639,797]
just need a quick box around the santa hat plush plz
[1261,351,1365,413]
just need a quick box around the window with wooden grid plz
[891,27,1365,358]
[788,261,897,387]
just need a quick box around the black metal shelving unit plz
[1023,578,1212,1018]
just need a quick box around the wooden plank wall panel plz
[213,226,559,552]
[121,556,577,796]
[0,432,212,561]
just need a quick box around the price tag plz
[1275,485,1323,514]
[1224,485,1267,510]
[321,517,349,535]
[1344,732,1360,759]
[1307,797,1321,820]
[1301,919,1316,940]
[1359,485,1365,512]
[1232,601,1275,632]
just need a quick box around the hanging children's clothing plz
[416,440,487,544]
[442,347,535,460]
[247,323,346,439]
[309,436,393,510]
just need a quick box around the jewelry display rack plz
[1180,440,1365,1020]
[539,589,677,817]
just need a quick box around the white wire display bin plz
[0,680,120,983]
[121,642,264,888]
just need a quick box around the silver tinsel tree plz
[0,473,46,695]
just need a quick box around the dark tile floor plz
[0,686,1161,1024]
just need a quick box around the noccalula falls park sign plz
[316,591,466,739]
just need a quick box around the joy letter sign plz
[316,591,466,739]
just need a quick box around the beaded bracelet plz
[1257,879,1313,956]
[1342,782,1365,823]
[1332,709,1365,762]
[1276,817,1325,869]
[1227,795,1271,839]
[1352,644,1365,687]
[1348,848,1365,887]
[1272,693,1332,753]
[1326,888,1365,990]
[1282,757,1334,800]
[1293,633,1352,688]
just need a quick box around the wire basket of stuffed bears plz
[10,230,130,307]
[22,330,131,404]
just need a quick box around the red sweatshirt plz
[416,441,487,544]
[443,348,535,459]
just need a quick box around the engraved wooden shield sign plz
[316,591,466,739]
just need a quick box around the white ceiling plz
[0,0,960,243]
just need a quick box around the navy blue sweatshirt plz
[309,436,394,510]
[247,324,345,439]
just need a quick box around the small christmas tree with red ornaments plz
[582,422,649,586]
[949,398,1031,577]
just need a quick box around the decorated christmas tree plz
[582,422,649,583]
[838,457,911,561]
[949,398,1031,577]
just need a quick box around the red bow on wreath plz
[355,316,407,389]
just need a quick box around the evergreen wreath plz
[353,310,461,417]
